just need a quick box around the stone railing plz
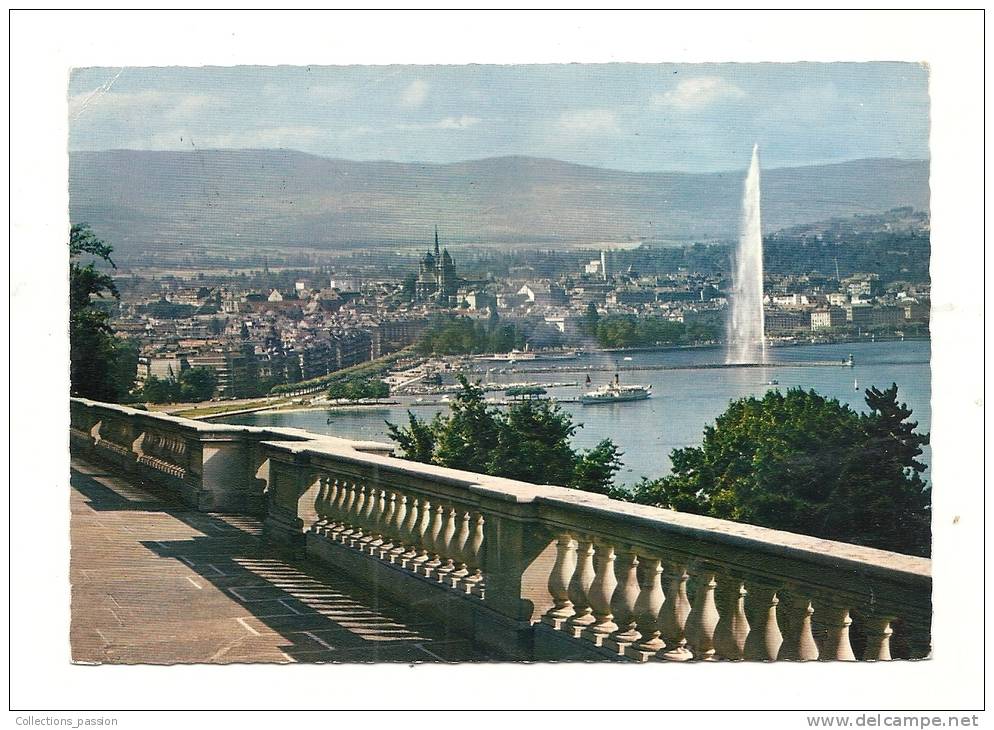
[71,398,932,662]
[70,398,391,513]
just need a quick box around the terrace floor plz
[70,458,494,664]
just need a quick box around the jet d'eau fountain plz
[726,144,767,364]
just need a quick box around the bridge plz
[70,397,932,663]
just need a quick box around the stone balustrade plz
[71,398,932,662]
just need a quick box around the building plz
[847,303,874,328]
[810,307,847,330]
[871,305,907,327]
[415,228,460,305]
[187,348,251,398]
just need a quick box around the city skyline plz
[69,62,929,173]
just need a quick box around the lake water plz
[224,340,931,486]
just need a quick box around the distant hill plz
[68,150,929,254]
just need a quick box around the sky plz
[68,63,929,173]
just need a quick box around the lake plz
[223,340,931,486]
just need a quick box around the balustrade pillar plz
[819,603,856,661]
[630,556,666,660]
[658,562,693,661]
[743,584,783,661]
[375,492,397,557]
[311,478,331,534]
[862,615,895,661]
[332,481,356,542]
[387,494,409,562]
[460,512,486,596]
[399,496,422,568]
[419,503,445,578]
[435,505,458,582]
[448,510,472,589]
[344,484,366,547]
[714,575,751,660]
[685,570,720,660]
[409,498,433,572]
[583,541,618,645]
[782,592,820,661]
[542,533,577,629]
[358,486,379,551]
[606,547,642,654]
[566,538,596,638]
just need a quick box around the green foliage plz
[269,348,410,395]
[416,315,525,355]
[587,314,719,349]
[386,375,622,493]
[137,366,217,404]
[69,224,137,401]
[327,376,390,401]
[626,384,930,556]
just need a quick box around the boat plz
[580,373,651,405]
[623,356,634,362]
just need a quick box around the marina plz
[224,340,931,482]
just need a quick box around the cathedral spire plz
[434,226,440,256]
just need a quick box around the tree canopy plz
[70,223,138,401]
[386,375,622,493]
[626,384,930,556]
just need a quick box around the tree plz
[386,375,623,493]
[70,223,136,401]
[178,367,217,402]
[627,385,930,556]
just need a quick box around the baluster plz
[434,505,458,582]
[658,562,693,661]
[583,540,618,646]
[819,602,856,661]
[419,502,445,578]
[333,481,356,542]
[311,478,330,534]
[448,509,472,589]
[743,583,783,661]
[714,574,750,660]
[328,479,348,536]
[387,494,409,563]
[319,478,340,536]
[630,555,666,661]
[376,492,397,558]
[782,591,820,661]
[862,615,894,661]
[345,484,366,547]
[460,512,486,596]
[409,498,432,572]
[542,533,577,629]
[366,488,386,552]
[399,496,422,569]
[606,547,642,655]
[358,485,379,551]
[685,570,720,660]
[566,537,597,638]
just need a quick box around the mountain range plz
[68,149,929,254]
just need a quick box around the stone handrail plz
[70,397,391,512]
[258,437,931,662]
[71,398,931,661]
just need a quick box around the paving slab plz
[70,458,495,664]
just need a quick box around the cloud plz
[653,76,745,110]
[69,89,214,123]
[400,79,429,108]
[435,115,481,129]
[394,116,483,131]
[141,126,324,150]
[557,109,620,135]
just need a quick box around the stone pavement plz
[70,458,495,664]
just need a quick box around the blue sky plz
[68,63,928,173]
